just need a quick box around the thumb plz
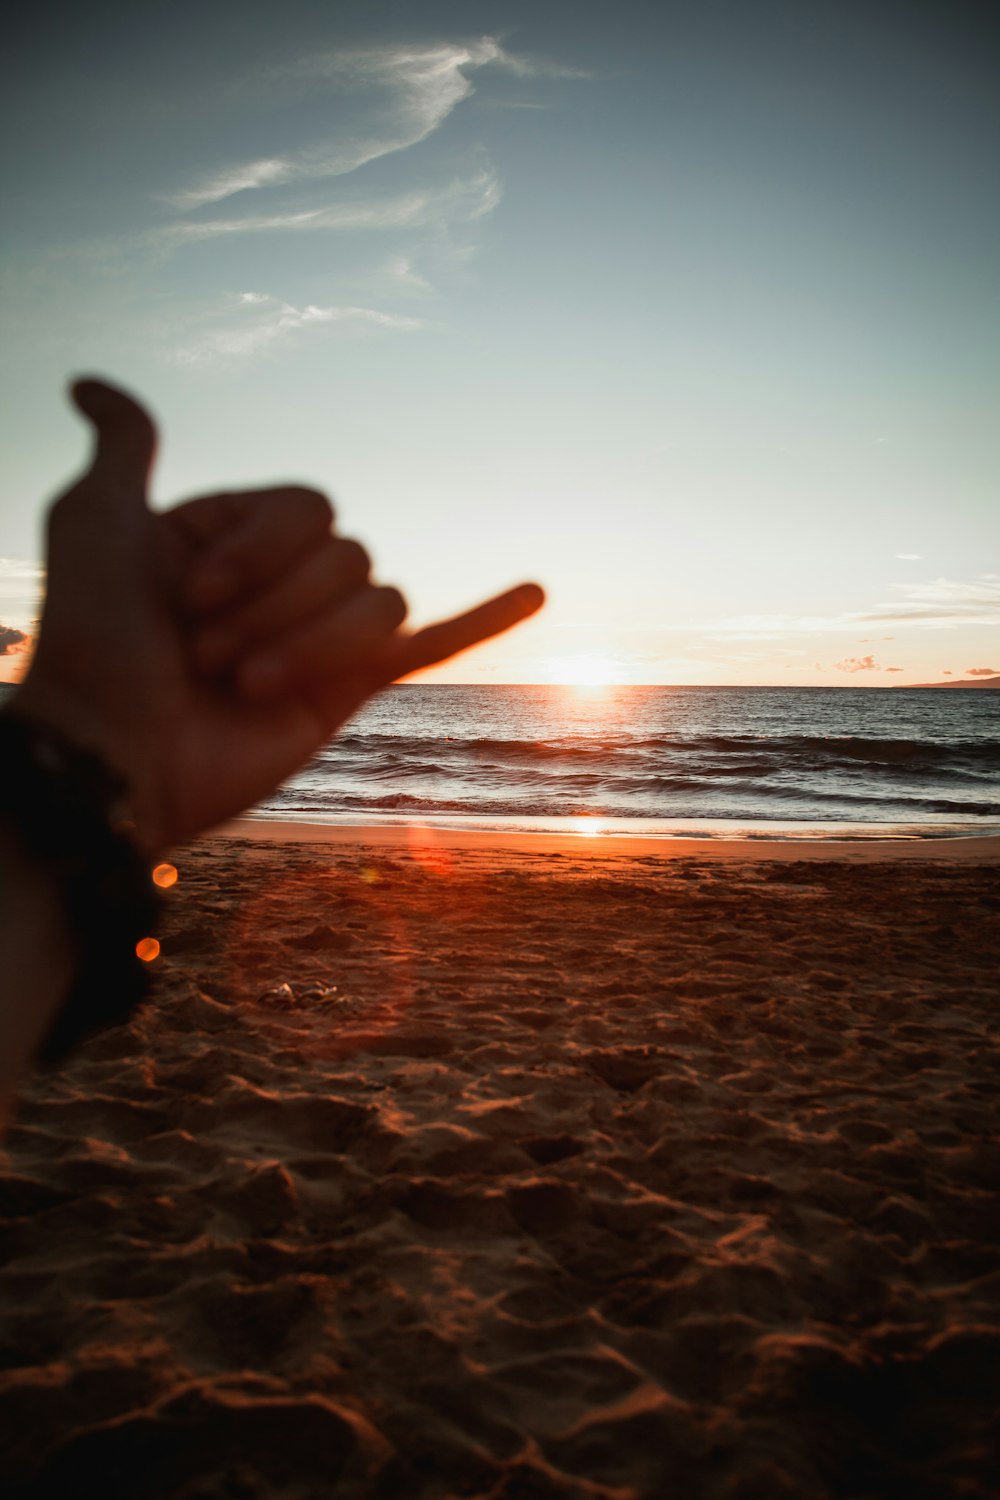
[70,377,157,503]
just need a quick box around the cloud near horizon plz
[0,558,44,587]
[966,666,999,676]
[835,654,880,672]
[0,625,30,656]
[860,575,1000,628]
[695,575,1000,641]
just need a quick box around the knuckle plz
[290,486,334,530]
[335,537,371,581]
[215,539,256,595]
[208,491,245,525]
[378,585,408,629]
[228,517,281,582]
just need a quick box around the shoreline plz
[214,815,1000,863]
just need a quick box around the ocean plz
[3,679,996,839]
[258,684,1000,840]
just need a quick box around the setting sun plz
[544,655,624,688]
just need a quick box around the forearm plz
[0,823,77,1105]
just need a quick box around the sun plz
[543,655,625,689]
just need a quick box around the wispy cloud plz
[693,576,1000,639]
[895,552,922,560]
[174,159,290,210]
[857,575,1000,627]
[169,294,423,365]
[171,39,576,211]
[551,620,674,633]
[385,254,432,291]
[0,559,44,585]
[693,612,857,640]
[967,665,999,676]
[150,169,501,251]
[0,559,44,611]
[82,36,582,367]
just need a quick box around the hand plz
[12,379,543,853]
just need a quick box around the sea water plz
[3,680,995,839]
[257,685,1000,840]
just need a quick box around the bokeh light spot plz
[152,862,178,888]
[136,936,161,963]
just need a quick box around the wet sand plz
[1,825,998,1498]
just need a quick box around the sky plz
[1,0,998,686]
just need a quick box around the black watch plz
[0,711,161,1062]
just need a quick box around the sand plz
[1,823,998,1499]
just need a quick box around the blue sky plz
[1,0,998,684]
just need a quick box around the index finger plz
[385,583,545,680]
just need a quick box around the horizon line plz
[400,678,999,689]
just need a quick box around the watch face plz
[18,716,128,816]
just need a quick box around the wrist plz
[0,711,162,1063]
[9,676,159,855]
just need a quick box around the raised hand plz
[13,379,543,853]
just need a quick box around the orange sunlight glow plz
[544,655,624,689]
[405,826,455,876]
[572,816,607,837]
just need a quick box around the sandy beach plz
[1,823,998,1499]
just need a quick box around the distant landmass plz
[906,675,1000,689]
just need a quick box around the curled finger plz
[237,583,408,703]
[193,535,371,675]
[180,486,334,614]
